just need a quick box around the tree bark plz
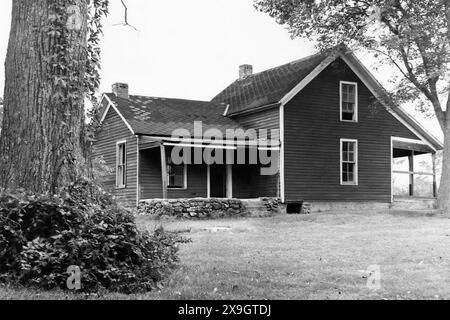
[438,122,450,214]
[0,0,88,193]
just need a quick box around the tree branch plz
[114,0,139,31]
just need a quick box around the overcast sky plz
[0,0,442,138]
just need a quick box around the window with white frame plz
[341,139,358,185]
[167,154,187,189]
[116,142,127,188]
[340,81,358,122]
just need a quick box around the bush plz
[0,180,189,293]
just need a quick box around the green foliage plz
[0,180,189,293]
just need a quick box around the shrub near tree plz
[0,2,189,294]
[0,180,189,293]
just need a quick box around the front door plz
[210,165,226,198]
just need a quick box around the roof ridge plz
[235,51,326,82]
[106,93,227,107]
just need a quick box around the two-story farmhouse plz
[93,46,443,208]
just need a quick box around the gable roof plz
[213,46,443,151]
[101,93,248,138]
[212,52,326,115]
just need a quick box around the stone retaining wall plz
[138,198,247,219]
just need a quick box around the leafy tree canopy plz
[255,0,449,129]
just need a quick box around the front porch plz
[137,136,280,202]
[391,137,439,205]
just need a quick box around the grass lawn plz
[1,210,450,300]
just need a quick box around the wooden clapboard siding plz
[140,148,163,199]
[140,148,208,199]
[233,164,278,198]
[92,107,137,207]
[168,164,208,199]
[233,165,259,198]
[284,59,420,202]
[233,107,280,140]
[232,108,280,198]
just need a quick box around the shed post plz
[408,150,414,197]
[432,153,437,198]
[160,144,168,199]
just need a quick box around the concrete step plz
[390,198,437,210]
[241,199,273,217]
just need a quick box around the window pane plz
[341,83,356,121]
[348,86,356,103]
[117,166,124,186]
[116,143,126,187]
[348,142,355,152]
[342,163,348,182]
[167,164,185,188]
[348,151,355,163]
[343,102,354,112]
[343,152,348,162]
[342,112,354,121]
[342,161,355,183]
[121,146,126,165]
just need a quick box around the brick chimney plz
[112,83,129,99]
[239,64,253,79]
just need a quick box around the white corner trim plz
[340,138,359,186]
[100,94,135,135]
[279,104,285,203]
[226,164,233,199]
[136,135,141,207]
[223,104,230,116]
[339,81,359,123]
[390,136,394,203]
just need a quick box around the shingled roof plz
[212,47,443,150]
[103,93,246,138]
[212,52,327,115]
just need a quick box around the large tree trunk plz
[0,0,88,193]
[438,123,450,214]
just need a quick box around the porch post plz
[432,153,437,198]
[408,150,414,197]
[160,144,168,199]
[136,136,141,207]
[226,164,233,198]
[207,165,211,199]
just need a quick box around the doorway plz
[209,165,226,198]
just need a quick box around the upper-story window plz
[116,141,127,188]
[340,81,358,122]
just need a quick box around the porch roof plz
[139,136,281,150]
[392,137,436,157]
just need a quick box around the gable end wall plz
[92,106,137,208]
[284,59,420,202]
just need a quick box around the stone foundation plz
[138,198,248,219]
